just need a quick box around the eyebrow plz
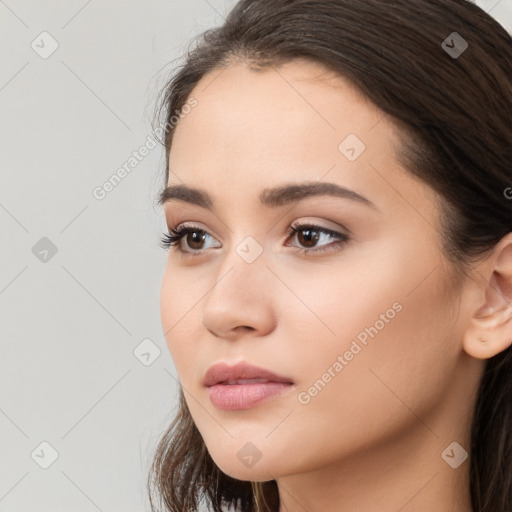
[158,181,378,211]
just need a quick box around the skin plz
[159,59,512,512]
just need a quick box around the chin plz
[207,440,299,482]
[215,459,276,482]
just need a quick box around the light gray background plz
[1,1,511,511]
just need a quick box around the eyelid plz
[171,218,347,242]
[286,217,350,235]
[175,221,220,239]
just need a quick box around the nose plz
[206,324,255,338]
[200,256,277,340]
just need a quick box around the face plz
[159,59,475,481]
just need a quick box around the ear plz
[463,232,512,360]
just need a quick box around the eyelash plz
[159,222,350,257]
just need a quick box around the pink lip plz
[203,361,295,410]
[203,361,294,386]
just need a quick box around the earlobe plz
[461,233,512,360]
[462,333,512,360]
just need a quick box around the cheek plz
[268,250,458,458]
[290,272,455,451]
[160,264,201,376]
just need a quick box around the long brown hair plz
[147,1,512,510]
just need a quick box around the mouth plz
[203,361,295,410]
[207,381,294,410]
[203,361,294,387]
[221,378,278,385]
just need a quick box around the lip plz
[203,361,295,410]
[208,382,294,410]
[203,361,294,387]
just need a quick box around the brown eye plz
[186,231,207,250]
[285,222,350,255]
[160,222,349,257]
[296,228,320,248]
[160,225,219,254]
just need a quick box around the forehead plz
[173,59,387,146]
[166,60,437,222]
[170,62,391,166]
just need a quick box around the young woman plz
[148,1,512,511]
